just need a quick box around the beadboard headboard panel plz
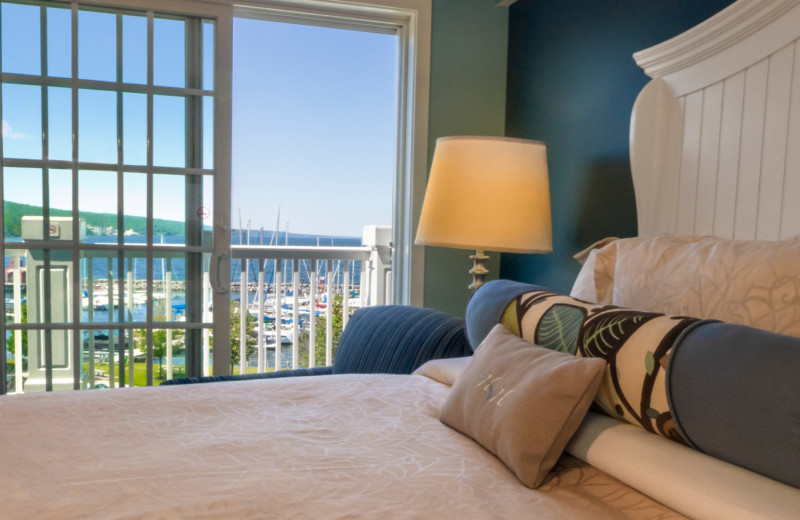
[630,0,800,240]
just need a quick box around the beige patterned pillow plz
[440,324,606,489]
[570,234,800,338]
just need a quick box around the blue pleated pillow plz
[332,305,471,375]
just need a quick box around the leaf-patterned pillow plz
[500,290,703,444]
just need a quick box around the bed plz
[3,0,800,518]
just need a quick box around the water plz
[166,349,295,370]
[5,232,363,287]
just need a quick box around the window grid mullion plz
[0,158,214,176]
[0,72,214,97]
[116,11,127,387]
[1,1,217,391]
[145,9,154,386]
[40,2,55,392]
[70,0,83,391]
[0,2,6,395]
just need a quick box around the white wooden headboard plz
[630,0,800,240]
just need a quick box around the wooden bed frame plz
[630,0,800,240]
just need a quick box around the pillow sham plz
[439,324,606,489]
[569,234,800,338]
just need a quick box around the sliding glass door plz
[0,0,229,393]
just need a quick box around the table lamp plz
[415,136,552,291]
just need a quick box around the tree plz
[152,330,167,379]
[230,301,257,372]
[299,295,345,368]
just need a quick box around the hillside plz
[4,202,184,238]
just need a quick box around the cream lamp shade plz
[416,136,553,254]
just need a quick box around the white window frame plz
[0,0,232,387]
[232,0,431,307]
[72,0,430,309]
[1,0,429,386]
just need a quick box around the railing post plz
[361,226,392,306]
[325,259,333,366]
[13,255,23,394]
[239,259,247,375]
[257,262,265,373]
[165,261,173,381]
[292,265,299,370]
[309,260,317,369]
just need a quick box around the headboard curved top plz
[630,0,800,240]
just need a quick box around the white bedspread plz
[0,374,681,519]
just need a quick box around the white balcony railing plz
[3,226,392,393]
[229,225,393,375]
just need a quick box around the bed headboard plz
[630,0,800,240]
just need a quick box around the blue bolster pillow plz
[667,322,800,489]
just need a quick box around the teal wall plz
[422,0,510,317]
[500,0,736,294]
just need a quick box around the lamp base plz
[468,250,489,291]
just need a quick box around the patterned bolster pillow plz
[474,282,705,443]
[469,281,800,487]
[668,322,800,489]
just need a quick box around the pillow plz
[499,289,703,443]
[667,321,800,489]
[569,234,800,338]
[439,324,606,489]
[332,305,471,374]
[412,357,471,386]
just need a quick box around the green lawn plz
[85,361,265,387]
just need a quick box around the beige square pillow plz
[440,324,606,488]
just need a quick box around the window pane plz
[47,6,71,78]
[122,92,146,165]
[80,255,119,322]
[203,21,214,90]
[152,254,186,323]
[130,327,148,385]
[117,255,146,323]
[78,89,117,164]
[2,83,42,160]
[122,172,146,244]
[49,168,72,218]
[122,15,146,85]
[154,17,185,88]
[79,170,117,241]
[81,328,119,389]
[4,249,29,378]
[202,174,213,247]
[3,167,42,240]
[1,2,40,75]
[78,10,116,82]
[203,96,213,169]
[153,95,185,168]
[32,250,74,325]
[154,173,185,239]
[48,87,72,161]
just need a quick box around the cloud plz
[2,120,24,139]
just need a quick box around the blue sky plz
[2,3,397,238]
[232,18,397,237]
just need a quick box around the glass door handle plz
[210,251,229,294]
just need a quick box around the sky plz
[1,3,397,238]
[232,18,397,237]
